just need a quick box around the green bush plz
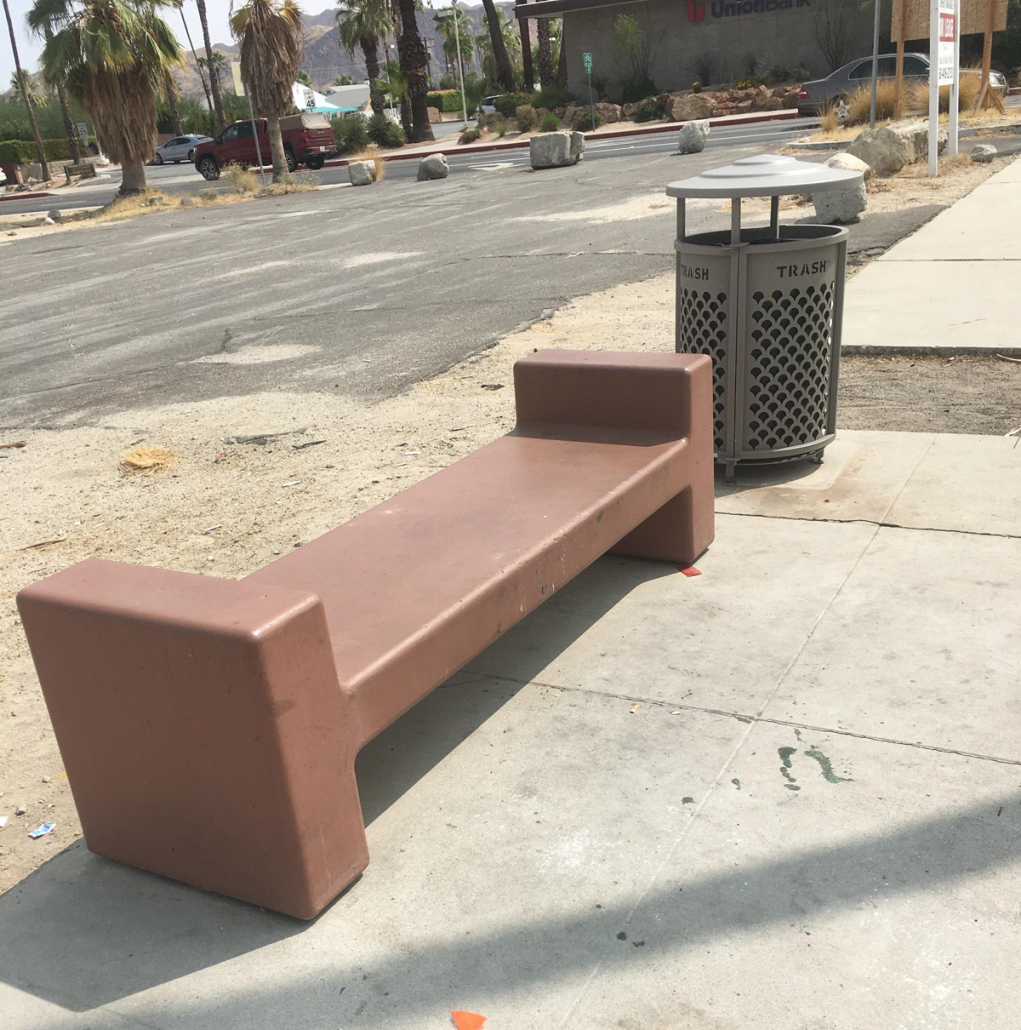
[494,119,508,137]
[515,104,538,131]
[572,110,603,131]
[458,125,482,144]
[0,137,79,163]
[692,81,703,93]
[427,90,464,113]
[619,77,658,105]
[633,98,661,122]
[531,85,571,110]
[439,72,457,90]
[333,116,369,155]
[539,111,560,132]
[492,91,531,118]
[366,112,406,148]
[736,76,766,89]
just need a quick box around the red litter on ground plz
[451,1012,487,1030]
[678,565,701,577]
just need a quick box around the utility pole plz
[450,2,467,124]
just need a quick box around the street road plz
[1,119,814,216]
[0,123,941,427]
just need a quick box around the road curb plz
[0,191,52,202]
[321,109,803,169]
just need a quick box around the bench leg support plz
[610,484,714,566]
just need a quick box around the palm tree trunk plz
[119,157,147,194]
[537,19,553,88]
[266,112,287,182]
[396,0,434,143]
[481,0,515,92]
[555,19,567,88]
[180,7,214,114]
[519,5,534,92]
[43,24,82,164]
[167,83,184,136]
[2,0,50,181]
[399,94,412,138]
[360,35,385,116]
[195,0,225,129]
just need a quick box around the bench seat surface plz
[248,426,690,743]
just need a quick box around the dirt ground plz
[2,241,1020,896]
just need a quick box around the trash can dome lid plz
[666,154,863,199]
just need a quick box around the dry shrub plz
[350,145,384,181]
[939,152,973,174]
[515,104,538,132]
[905,72,981,114]
[846,81,897,126]
[819,105,840,133]
[222,162,259,194]
[120,445,178,475]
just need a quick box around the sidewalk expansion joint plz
[720,510,1021,541]
[514,677,1021,768]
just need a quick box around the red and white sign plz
[937,0,957,85]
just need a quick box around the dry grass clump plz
[222,162,260,194]
[120,445,178,475]
[846,81,898,125]
[263,170,321,194]
[819,105,840,133]
[905,72,981,114]
[349,145,385,181]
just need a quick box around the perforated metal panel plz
[677,286,729,453]
[675,225,847,467]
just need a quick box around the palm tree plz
[432,6,471,80]
[178,4,213,113]
[30,11,84,164]
[479,0,513,91]
[194,0,225,128]
[196,49,228,93]
[9,70,48,106]
[394,0,432,142]
[32,0,181,193]
[230,0,302,182]
[379,56,409,137]
[164,70,183,135]
[517,1,532,91]
[336,0,393,117]
[536,17,552,88]
[3,0,50,180]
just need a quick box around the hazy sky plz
[1,0,465,91]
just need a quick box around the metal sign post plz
[583,52,595,131]
[869,0,881,127]
[233,60,268,188]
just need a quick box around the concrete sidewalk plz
[2,428,1018,1030]
[843,157,1021,356]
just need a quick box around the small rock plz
[813,181,867,224]
[47,208,62,222]
[348,160,375,186]
[970,143,996,163]
[416,153,449,181]
[847,125,913,176]
[825,151,873,182]
[15,803,26,816]
[677,119,710,155]
[42,777,51,784]
[42,217,54,225]
[180,196,195,207]
[147,195,164,206]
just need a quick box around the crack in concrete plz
[719,509,1021,541]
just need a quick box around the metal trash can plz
[666,155,863,475]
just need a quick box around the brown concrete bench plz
[17,350,714,919]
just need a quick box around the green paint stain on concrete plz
[731,778,741,790]
[682,796,695,804]
[778,746,800,791]
[806,747,852,783]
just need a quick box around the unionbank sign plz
[688,0,811,22]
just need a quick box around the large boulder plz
[781,89,801,109]
[417,153,449,180]
[826,151,874,182]
[813,181,867,224]
[669,93,716,121]
[530,130,580,169]
[595,102,622,124]
[677,119,710,154]
[570,131,585,163]
[971,143,997,163]
[847,125,913,176]
[348,160,376,186]
[886,119,949,161]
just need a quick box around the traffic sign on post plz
[929,0,958,175]
[583,52,592,73]
[76,122,88,141]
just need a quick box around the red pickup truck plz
[193,113,335,180]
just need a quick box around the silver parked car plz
[797,53,1007,116]
[154,134,212,165]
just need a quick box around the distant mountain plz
[173,1,519,100]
